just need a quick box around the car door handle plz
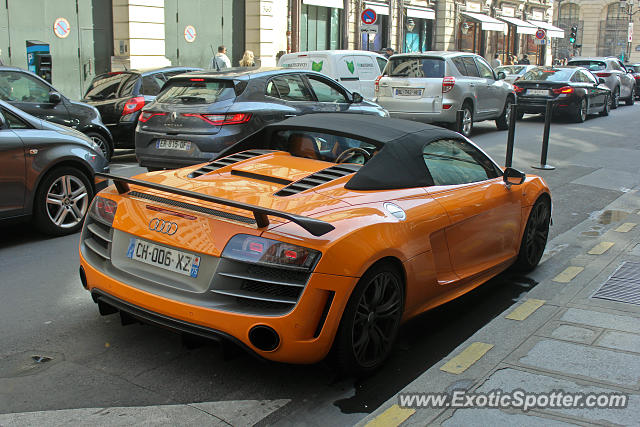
[284,114,297,118]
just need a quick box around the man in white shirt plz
[211,45,231,70]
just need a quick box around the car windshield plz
[519,68,575,82]
[496,65,526,75]
[84,72,137,99]
[386,57,444,78]
[568,60,607,71]
[271,130,378,164]
[156,80,236,104]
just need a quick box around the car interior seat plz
[288,133,320,160]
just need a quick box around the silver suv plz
[567,57,636,108]
[374,52,515,136]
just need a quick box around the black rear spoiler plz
[95,173,335,237]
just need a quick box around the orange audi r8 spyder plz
[79,114,551,374]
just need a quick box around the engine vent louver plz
[274,164,361,197]
[188,150,275,178]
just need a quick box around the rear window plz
[385,57,444,78]
[155,80,236,104]
[84,72,138,100]
[568,61,606,71]
[520,68,575,82]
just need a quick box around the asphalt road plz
[1,103,638,425]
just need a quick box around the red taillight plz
[122,96,145,115]
[595,72,611,77]
[634,75,640,80]
[513,85,524,93]
[442,76,455,93]
[248,242,264,253]
[442,104,452,110]
[183,113,252,126]
[374,75,382,93]
[92,196,117,226]
[190,78,205,81]
[552,86,574,94]
[139,112,166,122]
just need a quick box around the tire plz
[85,131,112,161]
[599,95,610,117]
[574,97,587,123]
[610,87,620,109]
[513,197,551,273]
[332,262,404,376]
[495,97,514,130]
[33,166,93,236]
[456,102,473,137]
[625,86,635,106]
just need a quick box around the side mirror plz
[503,167,526,186]
[497,71,506,80]
[49,91,62,104]
[351,92,363,104]
[598,77,606,84]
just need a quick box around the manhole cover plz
[592,261,640,305]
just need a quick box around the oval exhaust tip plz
[249,325,280,352]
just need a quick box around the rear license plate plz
[126,238,200,278]
[527,89,549,96]
[394,88,423,97]
[156,139,191,150]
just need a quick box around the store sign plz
[466,2,481,12]
[53,17,71,39]
[502,6,515,17]
[531,10,544,21]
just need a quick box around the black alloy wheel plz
[574,97,587,123]
[514,197,551,272]
[611,87,620,109]
[599,95,610,116]
[333,263,403,375]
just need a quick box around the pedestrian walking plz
[239,50,255,67]
[504,54,513,65]
[211,45,231,70]
[383,47,394,59]
[490,53,501,68]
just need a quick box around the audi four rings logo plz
[149,218,178,235]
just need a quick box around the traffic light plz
[569,25,577,44]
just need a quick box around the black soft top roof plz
[221,113,468,191]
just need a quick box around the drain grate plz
[592,261,640,305]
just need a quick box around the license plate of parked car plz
[126,238,200,278]
[394,88,423,97]
[156,139,191,150]
[527,89,549,96]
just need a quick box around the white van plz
[277,50,388,101]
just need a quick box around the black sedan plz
[135,68,388,170]
[82,67,201,149]
[626,63,640,99]
[0,66,114,159]
[0,100,109,235]
[514,66,610,123]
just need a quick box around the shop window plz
[301,5,342,51]
[404,17,432,53]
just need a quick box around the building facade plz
[553,0,640,63]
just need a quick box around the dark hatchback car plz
[0,66,113,160]
[625,63,640,99]
[82,67,201,148]
[513,66,610,123]
[135,68,388,170]
[0,100,109,236]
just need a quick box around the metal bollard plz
[531,100,556,170]
[505,103,517,168]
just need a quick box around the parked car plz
[625,63,640,99]
[513,67,610,122]
[0,66,113,160]
[82,67,201,149]
[80,113,551,374]
[374,52,515,137]
[567,57,635,108]
[0,100,109,235]
[135,68,387,170]
[278,50,387,101]
[494,64,536,83]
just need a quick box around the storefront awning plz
[302,0,344,9]
[498,16,538,35]
[406,6,435,20]
[527,20,565,38]
[460,12,507,32]
[364,1,390,16]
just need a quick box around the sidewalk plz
[360,188,640,426]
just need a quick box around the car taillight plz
[552,86,574,94]
[513,85,524,93]
[222,234,321,271]
[634,75,640,80]
[595,72,611,77]
[138,112,167,122]
[183,113,251,126]
[91,196,117,226]
[442,76,455,93]
[122,96,145,115]
[374,75,382,93]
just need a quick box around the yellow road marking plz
[588,241,614,255]
[553,266,584,283]
[440,342,493,374]
[365,405,415,427]
[505,299,546,321]
[615,223,636,233]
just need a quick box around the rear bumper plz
[385,106,460,124]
